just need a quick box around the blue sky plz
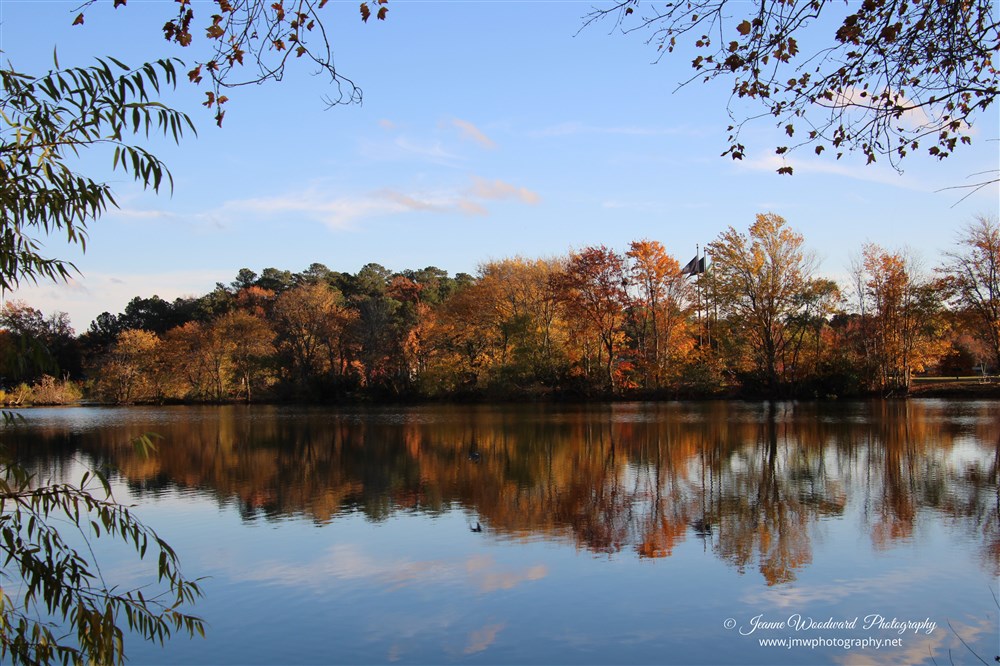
[3,0,998,330]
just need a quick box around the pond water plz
[2,400,997,665]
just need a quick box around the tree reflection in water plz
[4,400,997,581]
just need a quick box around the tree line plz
[2,213,997,404]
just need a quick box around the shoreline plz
[7,380,1000,408]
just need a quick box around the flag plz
[681,255,699,276]
[697,257,707,274]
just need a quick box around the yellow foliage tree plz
[95,329,162,403]
[707,214,816,391]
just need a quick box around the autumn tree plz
[233,285,276,318]
[0,301,78,383]
[273,282,353,394]
[386,275,431,388]
[214,310,276,402]
[853,244,946,392]
[160,322,216,400]
[552,247,630,391]
[191,321,232,401]
[585,0,998,183]
[782,278,842,389]
[707,214,816,392]
[625,240,693,388]
[343,264,423,394]
[419,260,566,396]
[354,295,404,391]
[420,281,496,393]
[473,258,568,389]
[938,216,1000,370]
[94,328,163,404]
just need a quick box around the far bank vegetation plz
[3,214,998,404]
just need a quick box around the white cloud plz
[105,207,179,221]
[457,199,489,216]
[357,136,464,167]
[380,189,453,213]
[469,176,541,205]
[451,118,497,149]
[738,152,925,190]
[214,175,540,230]
[821,86,947,134]
[394,137,463,165]
[360,118,495,167]
[217,190,399,230]
[218,189,474,229]
[102,199,226,231]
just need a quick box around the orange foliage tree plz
[853,244,947,391]
[625,240,693,389]
[551,246,630,392]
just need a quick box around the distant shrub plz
[1,375,83,405]
[30,375,83,405]
[5,383,34,405]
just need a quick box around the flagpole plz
[704,246,711,350]
[696,244,702,348]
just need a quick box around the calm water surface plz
[3,401,998,665]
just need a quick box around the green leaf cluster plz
[0,55,194,292]
[0,422,204,665]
